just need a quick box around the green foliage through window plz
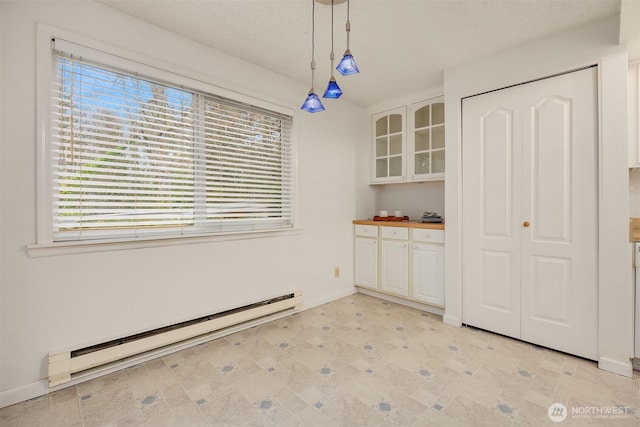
[51,49,293,241]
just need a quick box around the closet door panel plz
[520,67,598,360]
[462,87,522,339]
[531,97,572,242]
[462,67,598,360]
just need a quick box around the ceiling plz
[99,0,622,107]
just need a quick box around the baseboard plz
[0,287,358,409]
[356,287,445,317]
[300,287,358,311]
[598,356,634,378]
[2,309,299,409]
[0,379,49,409]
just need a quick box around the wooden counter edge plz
[630,217,640,242]
[353,219,445,230]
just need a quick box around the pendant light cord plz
[346,0,351,50]
[310,0,316,91]
[330,0,335,68]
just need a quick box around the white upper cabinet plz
[629,62,640,168]
[371,97,445,184]
[408,98,445,180]
[372,107,406,183]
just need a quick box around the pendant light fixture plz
[301,0,325,112]
[336,0,359,76]
[323,0,343,99]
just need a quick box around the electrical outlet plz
[334,267,340,278]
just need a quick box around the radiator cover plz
[48,291,301,387]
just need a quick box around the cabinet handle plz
[523,221,530,228]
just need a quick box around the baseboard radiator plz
[48,291,301,387]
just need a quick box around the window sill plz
[27,228,303,258]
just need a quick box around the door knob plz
[523,221,530,227]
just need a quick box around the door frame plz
[460,67,599,360]
[443,18,632,378]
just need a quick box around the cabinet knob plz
[523,221,530,228]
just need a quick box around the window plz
[48,39,293,243]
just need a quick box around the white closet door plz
[462,85,523,339]
[462,67,598,360]
[520,68,598,360]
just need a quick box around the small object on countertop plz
[379,210,388,217]
[421,211,443,223]
[422,211,440,218]
[373,215,410,222]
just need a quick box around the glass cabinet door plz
[409,98,445,180]
[372,107,406,182]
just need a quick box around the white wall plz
[0,0,367,406]
[373,181,445,220]
[444,16,633,376]
[0,0,4,400]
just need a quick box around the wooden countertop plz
[631,218,640,242]
[353,219,445,230]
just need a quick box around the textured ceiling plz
[99,0,622,107]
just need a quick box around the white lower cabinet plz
[380,239,409,296]
[412,243,444,306]
[354,225,378,289]
[353,224,444,307]
[411,228,444,306]
[354,237,378,288]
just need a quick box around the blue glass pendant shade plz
[301,92,325,113]
[336,50,359,76]
[323,78,343,99]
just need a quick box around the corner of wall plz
[598,356,634,378]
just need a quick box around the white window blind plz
[50,41,293,242]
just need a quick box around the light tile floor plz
[2,293,639,426]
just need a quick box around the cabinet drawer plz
[381,226,409,240]
[412,228,444,244]
[355,224,378,237]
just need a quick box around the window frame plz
[30,24,300,257]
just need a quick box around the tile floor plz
[1,293,639,426]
